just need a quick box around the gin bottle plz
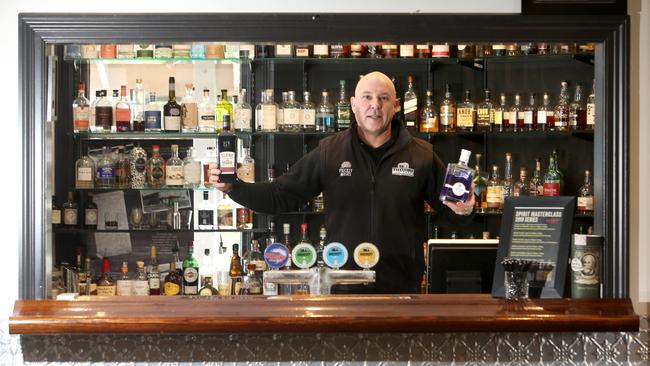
[183,146,201,188]
[234,89,252,132]
[316,90,335,132]
[144,92,162,131]
[258,89,277,132]
[165,144,184,188]
[75,154,95,189]
[128,144,147,188]
[114,146,129,189]
[181,84,198,132]
[439,149,475,203]
[281,90,301,132]
[236,147,255,183]
[115,85,131,132]
[72,82,90,132]
[300,91,316,132]
[513,166,529,196]
[198,89,216,132]
[96,146,116,189]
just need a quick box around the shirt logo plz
[339,161,353,177]
[392,162,415,177]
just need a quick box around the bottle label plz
[52,209,61,225]
[353,242,380,269]
[116,108,131,123]
[296,48,310,57]
[199,110,216,125]
[486,186,503,208]
[165,165,184,186]
[275,44,293,56]
[96,285,116,296]
[97,166,114,179]
[77,167,92,182]
[587,103,595,125]
[219,151,236,174]
[477,108,491,123]
[164,282,181,296]
[133,157,146,174]
[323,242,348,269]
[301,109,316,126]
[577,196,594,211]
[400,45,414,57]
[440,107,454,126]
[250,259,267,272]
[537,111,547,125]
[237,162,255,183]
[183,267,199,285]
[451,182,468,196]
[182,102,198,127]
[457,108,474,127]
[151,165,164,181]
[198,209,214,226]
[543,182,561,196]
[148,276,160,290]
[235,109,252,130]
[85,208,98,225]
[74,106,90,129]
[493,111,503,125]
[144,110,162,129]
[313,44,329,56]
[283,108,300,125]
[132,280,149,296]
[292,243,317,269]
[217,205,234,228]
[508,111,517,126]
[524,111,533,125]
[63,208,77,225]
[165,115,181,130]
[262,105,276,130]
[404,98,417,115]
[263,280,278,295]
[116,280,133,296]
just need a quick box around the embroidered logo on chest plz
[339,161,353,176]
[391,162,415,177]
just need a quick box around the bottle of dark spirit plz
[163,76,182,132]
[472,153,488,213]
[148,245,161,295]
[476,90,493,132]
[198,275,219,296]
[513,167,529,196]
[242,264,263,295]
[569,83,587,131]
[217,134,237,183]
[84,194,98,229]
[543,153,562,196]
[182,242,200,295]
[419,91,438,133]
[456,90,476,132]
[577,169,594,215]
[96,258,116,296]
[403,75,418,132]
[115,85,131,132]
[115,146,129,189]
[229,243,243,295]
[486,165,503,213]
[439,149,475,203]
[51,197,61,228]
[336,80,352,130]
[439,84,456,132]
[523,93,537,131]
[63,191,78,227]
[164,260,182,296]
[586,79,595,130]
[529,158,544,196]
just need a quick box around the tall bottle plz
[486,165,503,213]
[543,152,562,196]
[586,79,595,130]
[198,89,216,132]
[476,89,494,132]
[258,89,277,132]
[472,153,488,213]
[217,133,237,183]
[216,89,233,132]
[439,149,475,203]
[181,84,198,132]
[281,90,301,132]
[280,223,294,294]
[509,93,523,132]
[96,146,116,188]
[144,92,162,131]
[456,89,476,132]
[502,153,514,200]
[72,82,90,132]
[115,85,131,132]
[116,261,132,296]
[317,89,336,132]
[300,91,316,132]
[336,80,352,130]
[148,245,161,295]
[146,145,165,188]
[94,90,114,132]
[234,89,252,132]
[529,158,544,196]
[132,78,145,131]
[317,224,327,267]
[553,81,570,131]
[513,167,529,196]
[419,90,438,132]
[439,84,456,132]
[229,243,244,295]
[569,83,587,131]
[577,169,594,214]
[114,146,129,189]
[165,144,184,188]
[523,93,537,131]
[493,93,508,132]
[163,76,182,132]
[403,75,418,132]
[536,92,553,131]
[182,242,200,295]
[183,146,201,188]
[96,258,116,296]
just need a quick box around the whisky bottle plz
[165,144,184,188]
[144,92,162,132]
[215,89,233,132]
[183,146,201,188]
[217,133,237,183]
[51,197,61,228]
[439,149,475,203]
[132,261,150,296]
[476,90,493,132]
[300,91,316,132]
[72,82,90,132]
[115,85,131,132]
[229,243,244,295]
[523,93,537,131]
[493,93,508,132]
[181,84,198,132]
[586,79,595,130]
[116,261,132,296]
[472,153,488,213]
[513,167,530,196]
[577,169,594,214]
[529,158,544,196]
[502,153,514,200]
[115,146,129,189]
[439,84,456,132]
[182,242,200,295]
[148,245,161,295]
[84,194,98,229]
[336,80,352,130]
[75,154,95,189]
[317,90,336,132]
[198,89,216,132]
[282,90,301,132]
[236,147,255,183]
[146,145,165,188]
[509,93,522,132]
[163,77,182,132]
[96,258,116,296]
[241,264,263,295]
[217,193,235,229]
[235,89,252,132]
[63,191,78,226]
[569,83,587,131]
[456,90,476,132]
[198,191,215,230]
[94,90,114,132]
[403,75,418,132]
[242,239,265,274]
[543,152,562,196]
[198,275,219,296]
[419,91,438,133]
[486,165,503,213]
[164,260,182,296]
[553,81,570,131]
[536,92,553,131]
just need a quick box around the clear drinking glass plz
[130,208,143,229]
[504,271,529,299]
[104,212,118,230]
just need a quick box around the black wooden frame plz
[19,13,629,299]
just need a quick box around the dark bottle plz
[164,260,182,296]
[148,245,161,295]
[182,241,200,295]
[163,76,182,132]
[217,133,237,183]
[51,197,61,228]
[84,194,98,229]
[229,243,244,295]
[569,83,587,131]
[62,191,78,227]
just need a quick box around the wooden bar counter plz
[10,294,639,334]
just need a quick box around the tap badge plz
[353,242,380,269]
[264,242,289,269]
[323,242,348,269]
[292,243,317,269]
[339,161,353,176]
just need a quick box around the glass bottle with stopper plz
[439,149,475,203]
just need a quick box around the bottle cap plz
[459,149,471,164]
[264,242,289,269]
[292,243,317,269]
[323,242,348,269]
[353,242,380,269]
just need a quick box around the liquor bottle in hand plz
[439,149,475,203]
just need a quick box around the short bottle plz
[439,84,456,132]
[242,239,265,274]
[63,191,78,227]
[72,82,90,132]
[281,90,301,132]
[84,194,98,229]
[241,264,263,295]
[164,261,182,296]
[146,145,165,188]
[236,147,255,183]
[439,149,475,204]
[183,146,201,188]
[198,275,219,296]
[75,154,95,189]
[577,169,594,214]
[94,90,114,132]
[132,261,150,296]
[163,76,182,132]
[96,146,116,189]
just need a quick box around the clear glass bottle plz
[95,90,114,132]
[143,92,162,132]
[75,155,95,189]
[493,93,508,132]
[216,89,233,132]
[89,90,101,132]
[115,85,131,132]
[96,146,116,189]
[486,165,503,213]
[165,144,184,188]
[62,191,78,226]
[301,91,316,132]
[472,153,488,213]
[586,79,595,130]
[513,166,529,196]
[236,147,255,183]
[181,84,198,132]
[439,84,456,132]
[116,261,132,296]
[553,81,570,131]
[198,89,216,132]
[132,260,150,296]
[536,92,553,131]
[403,76,418,132]
[439,149,475,203]
[509,93,523,132]
[528,158,544,196]
[146,144,165,188]
[242,239,265,274]
[281,90,301,132]
[235,89,252,132]
[276,91,286,127]
[182,242,200,295]
[163,76,182,132]
[456,90,476,132]
[476,89,494,132]
[502,153,514,200]
[183,146,201,188]
[577,169,594,214]
[72,82,90,132]
[569,83,587,131]
[114,146,129,189]
[258,89,277,132]
[317,89,336,132]
[132,78,145,131]
[128,144,147,188]
[217,193,235,229]
[523,93,537,131]
[419,90,438,133]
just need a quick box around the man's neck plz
[356,126,392,148]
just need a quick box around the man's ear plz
[350,95,356,108]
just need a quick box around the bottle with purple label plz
[439,149,475,203]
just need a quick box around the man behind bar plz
[216,71,474,293]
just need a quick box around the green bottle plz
[182,241,200,295]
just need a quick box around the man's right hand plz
[212,168,233,193]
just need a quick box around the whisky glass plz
[104,212,118,230]
[147,212,159,229]
[216,271,231,296]
[130,208,143,229]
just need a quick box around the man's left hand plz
[442,184,476,216]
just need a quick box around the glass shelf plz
[64,57,242,65]
[54,227,268,234]
[73,131,337,140]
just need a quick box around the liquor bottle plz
[439,84,456,132]
[114,146,129,189]
[202,146,218,188]
[84,257,95,295]
[198,191,215,230]
[313,192,325,212]
[165,144,184,188]
[336,80,352,130]
[492,43,506,56]
[439,149,475,203]
[276,92,286,128]
[182,242,200,295]
[486,165,503,213]
[216,89,233,132]
[280,223,294,294]
[201,248,214,288]
[72,82,90,132]
[415,44,430,58]
[115,85,131,132]
[51,197,61,228]
[163,76,182,132]
[197,89,216,132]
[238,204,253,231]
[331,44,350,58]
[403,76,418,132]
[537,92,553,131]
[317,224,326,267]
[198,275,218,296]
[543,152,562,196]
[293,223,315,294]
[456,90,476,132]
[96,147,116,189]
[171,201,182,230]
[553,81,570,131]
[513,167,529,196]
[132,261,149,296]
[235,89,252,132]
[89,90,101,132]
[146,145,165,188]
[116,261,132,296]
[84,194,98,229]
[217,133,237,183]
[300,91,316,132]
[419,90,438,133]
[258,89,277,132]
[181,84,198,132]
[242,264,263,295]
[132,78,145,132]
[577,169,594,215]
[111,89,120,125]
[502,153,514,200]
[148,245,161,295]
[523,93,537,131]
[144,92,162,131]
[493,93,508,132]
[586,79,595,130]
[217,193,235,229]
[242,239,265,274]
[569,83,587,131]
[476,89,494,132]
[236,147,255,183]
[63,191,78,226]
[313,44,329,58]
[95,90,114,132]
[229,243,244,295]
[164,260,182,296]
[96,258,116,296]
[509,93,522,132]
[295,44,312,57]
[277,90,298,132]
[267,221,278,247]
[183,146,201,188]
[472,153,488,213]
[526,158,543,196]
[317,89,336,132]
[75,154,95,189]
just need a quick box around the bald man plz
[220,71,474,294]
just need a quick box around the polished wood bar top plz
[10,294,639,334]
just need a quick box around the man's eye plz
[363,95,372,100]
[380,96,389,101]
